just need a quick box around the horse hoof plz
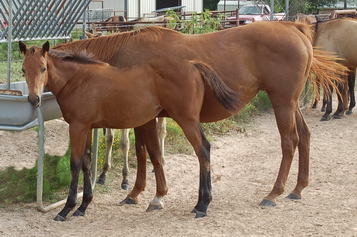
[321,108,326,112]
[54,214,66,221]
[319,116,330,121]
[332,114,343,119]
[191,208,207,218]
[119,197,138,205]
[286,193,301,200]
[259,199,276,207]
[346,110,353,115]
[121,183,130,190]
[146,204,163,212]
[73,209,85,217]
[96,178,105,185]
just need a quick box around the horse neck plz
[46,56,82,96]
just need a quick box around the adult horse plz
[20,41,238,221]
[311,18,357,120]
[51,21,346,218]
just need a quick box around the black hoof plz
[259,199,276,207]
[119,197,138,205]
[54,214,66,221]
[286,193,301,200]
[346,110,353,115]
[191,208,207,218]
[96,178,105,185]
[73,209,85,217]
[320,116,331,121]
[321,108,326,112]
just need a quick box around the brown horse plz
[19,41,238,221]
[51,22,346,218]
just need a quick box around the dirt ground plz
[0,104,357,236]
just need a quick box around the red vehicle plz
[228,5,285,26]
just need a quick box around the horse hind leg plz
[286,108,310,200]
[97,128,114,185]
[175,120,212,217]
[259,100,299,207]
[320,85,333,121]
[121,129,130,190]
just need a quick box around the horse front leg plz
[73,130,94,217]
[97,128,113,185]
[54,126,91,221]
[286,108,310,200]
[259,102,299,206]
[120,129,130,190]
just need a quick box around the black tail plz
[191,61,239,112]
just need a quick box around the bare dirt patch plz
[0,106,356,236]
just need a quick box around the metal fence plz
[0,0,91,87]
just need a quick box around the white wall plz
[88,0,204,19]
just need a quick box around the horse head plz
[19,41,50,107]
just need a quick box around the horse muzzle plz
[28,95,41,107]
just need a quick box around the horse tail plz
[291,22,348,97]
[309,49,348,98]
[191,61,239,112]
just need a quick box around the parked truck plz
[227,4,285,26]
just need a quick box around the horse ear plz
[19,41,27,55]
[42,41,50,54]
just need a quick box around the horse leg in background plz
[120,129,130,190]
[120,119,167,206]
[346,68,356,115]
[97,128,114,185]
[286,108,310,200]
[333,75,349,119]
[259,97,300,206]
[312,83,320,109]
[320,84,333,121]
[157,117,167,163]
[55,127,93,221]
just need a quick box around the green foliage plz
[166,9,223,34]
[0,149,71,203]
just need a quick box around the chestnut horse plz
[50,22,346,219]
[19,41,238,221]
[312,18,356,120]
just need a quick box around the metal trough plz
[0,81,98,212]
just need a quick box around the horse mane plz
[53,26,175,62]
[48,49,105,65]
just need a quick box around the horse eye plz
[41,67,46,73]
